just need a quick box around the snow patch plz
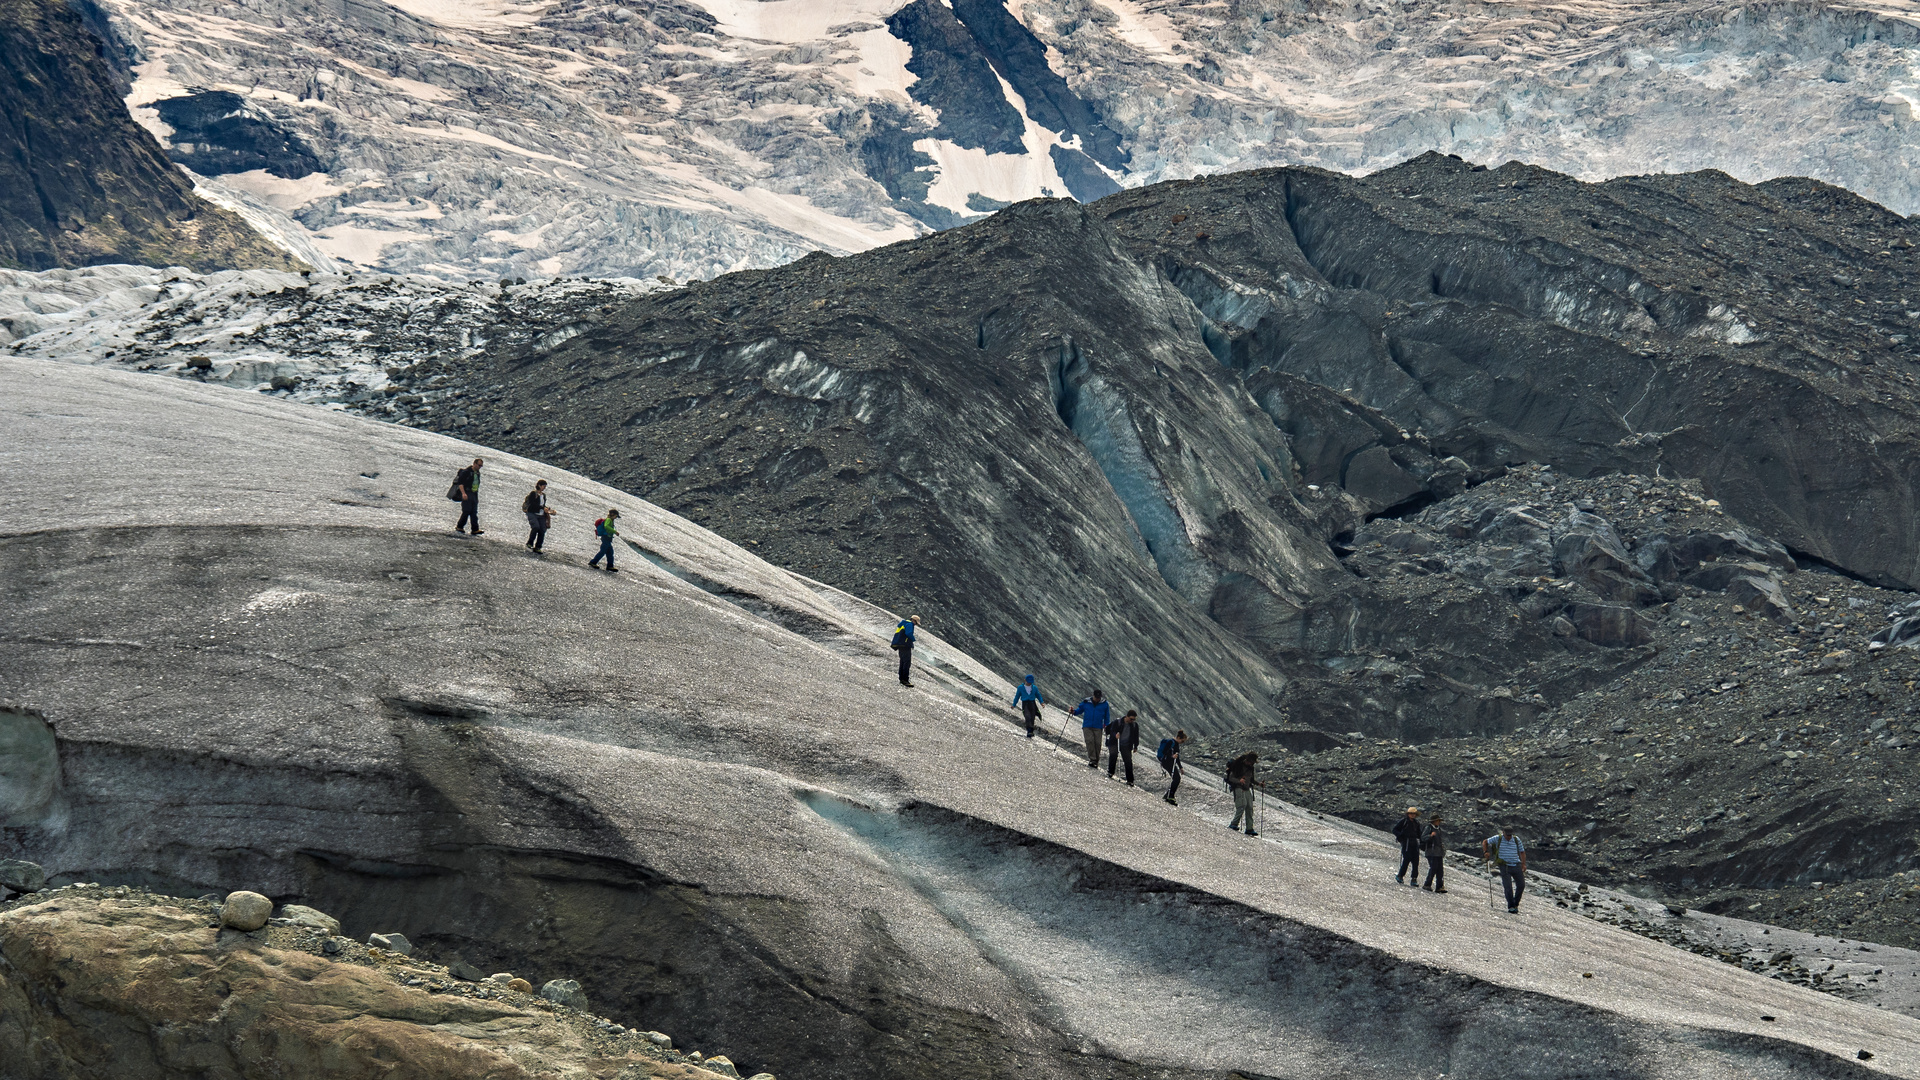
[311,225,433,267]
[382,0,558,30]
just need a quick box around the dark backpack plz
[890,628,909,650]
[1156,738,1177,771]
[522,492,541,514]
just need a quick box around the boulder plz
[368,933,413,956]
[0,860,45,894]
[1726,575,1794,621]
[1562,603,1655,648]
[275,904,340,936]
[702,1056,741,1078]
[646,1031,674,1049]
[1554,511,1658,604]
[540,979,590,1011]
[1681,561,1778,593]
[1637,529,1795,582]
[507,978,532,994]
[220,891,272,932]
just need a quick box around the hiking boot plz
[1245,830,1259,837]
[1396,876,1405,884]
[1167,796,1177,806]
[471,530,485,536]
[1434,888,1448,894]
[1508,906,1520,914]
[1422,883,1433,891]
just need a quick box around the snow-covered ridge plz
[88,0,1920,281]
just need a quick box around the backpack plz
[594,517,609,537]
[1156,738,1177,771]
[522,492,540,514]
[889,628,909,650]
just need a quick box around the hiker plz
[1107,709,1141,785]
[522,480,553,552]
[1156,730,1187,805]
[1483,825,1528,913]
[1069,690,1111,768]
[1225,752,1261,836]
[1421,814,1448,893]
[588,509,621,572]
[452,457,484,535]
[1012,675,1044,737]
[1393,806,1424,886]
[891,616,920,687]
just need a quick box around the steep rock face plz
[0,0,296,272]
[3,358,1917,1080]
[1107,155,1920,587]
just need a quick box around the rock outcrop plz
[0,887,745,1079]
[4,358,1915,1078]
[0,0,297,272]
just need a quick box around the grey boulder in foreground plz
[0,358,1914,1079]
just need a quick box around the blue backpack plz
[1156,738,1178,771]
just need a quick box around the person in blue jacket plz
[1069,689,1110,769]
[1012,675,1044,737]
[891,616,919,686]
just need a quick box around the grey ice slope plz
[1,358,1916,1079]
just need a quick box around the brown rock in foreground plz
[0,888,735,1080]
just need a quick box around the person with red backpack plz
[588,509,621,571]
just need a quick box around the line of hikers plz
[461,459,1536,911]
[1394,808,1529,911]
[447,457,624,570]
[1018,678,1532,912]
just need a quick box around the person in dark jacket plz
[588,509,620,571]
[454,458,484,535]
[1157,730,1187,805]
[522,480,553,552]
[892,616,920,686]
[1225,752,1261,836]
[1106,710,1141,785]
[1069,690,1110,768]
[1393,806,1424,885]
[1421,814,1448,893]
[1012,675,1044,737]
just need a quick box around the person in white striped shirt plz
[1483,827,1528,913]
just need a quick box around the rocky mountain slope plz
[0,0,299,273]
[4,356,1918,1078]
[64,0,1920,280]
